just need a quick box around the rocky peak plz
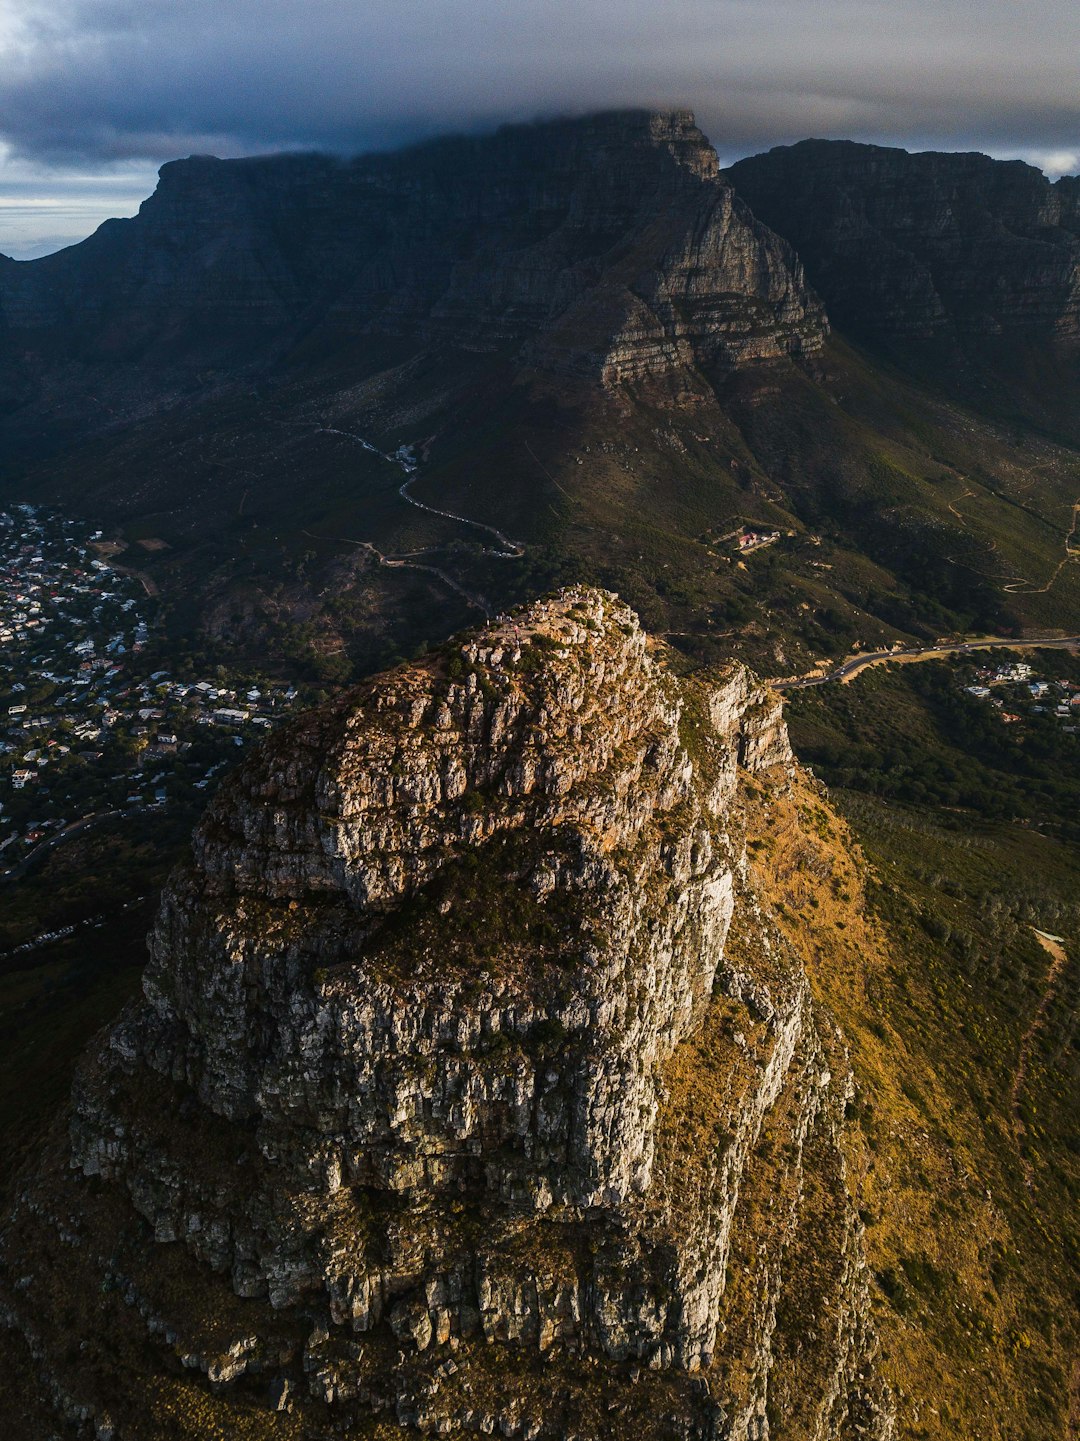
[130,589,784,1212]
[0,588,894,1440]
[727,139,1080,348]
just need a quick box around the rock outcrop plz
[0,110,824,393]
[0,588,893,1440]
[727,140,1080,350]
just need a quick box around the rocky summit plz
[0,588,894,1440]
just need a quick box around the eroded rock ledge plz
[0,587,893,1440]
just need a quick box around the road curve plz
[0,809,122,883]
[772,635,1080,691]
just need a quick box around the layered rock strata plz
[0,111,824,391]
[728,140,1080,349]
[0,588,893,1440]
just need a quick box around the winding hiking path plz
[316,427,525,559]
[1010,930,1070,1192]
[773,634,1080,691]
[300,530,492,617]
[946,483,977,524]
[1003,497,1080,595]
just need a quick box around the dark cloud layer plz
[3,0,1079,255]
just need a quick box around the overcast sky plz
[3,0,1079,258]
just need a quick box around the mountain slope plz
[3,114,1079,683]
[727,141,1080,349]
[726,140,1080,438]
[4,591,1076,1441]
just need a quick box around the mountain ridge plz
[727,138,1080,373]
[4,111,1079,692]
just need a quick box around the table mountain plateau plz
[0,588,896,1440]
[3,110,1079,683]
[0,109,823,422]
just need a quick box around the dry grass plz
[742,768,1078,1441]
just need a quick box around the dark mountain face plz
[0,110,822,392]
[726,139,1080,352]
[1,112,1079,685]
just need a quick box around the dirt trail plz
[946,484,977,523]
[934,459,1079,595]
[300,530,491,617]
[1003,497,1080,594]
[1010,929,1070,1191]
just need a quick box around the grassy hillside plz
[9,336,1080,687]
[744,757,1079,1441]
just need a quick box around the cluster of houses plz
[0,506,302,867]
[964,660,1080,728]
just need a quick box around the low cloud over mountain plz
[2,0,1079,255]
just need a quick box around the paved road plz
[0,807,137,883]
[773,635,1080,691]
[318,425,525,559]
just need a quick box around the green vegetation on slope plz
[763,656,1080,1438]
[786,651,1080,838]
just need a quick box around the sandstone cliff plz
[0,111,824,394]
[727,140,1080,350]
[0,588,893,1440]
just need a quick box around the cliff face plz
[0,111,824,387]
[727,141,1080,349]
[0,588,892,1440]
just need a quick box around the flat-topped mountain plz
[727,140,1080,350]
[0,110,823,391]
[0,588,895,1439]
[2,110,1079,690]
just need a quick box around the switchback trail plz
[946,483,977,524]
[316,427,525,559]
[773,634,1080,690]
[1010,930,1070,1192]
[1003,497,1080,595]
[300,530,492,618]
